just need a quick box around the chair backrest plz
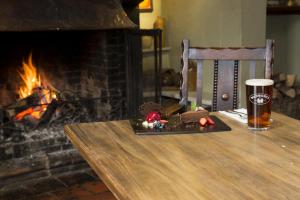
[180,39,274,111]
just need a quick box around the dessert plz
[139,102,215,131]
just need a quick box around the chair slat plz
[213,60,219,111]
[196,60,203,106]
[265,39,274,79]
[215,61,235,111]
[189,48,266,60]
[249,61,256,79]
[233,60,239,109]
[180,39,189,107]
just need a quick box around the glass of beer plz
[245,79,274,131]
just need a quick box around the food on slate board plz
[140,105,215,130]
[199,116,215,127]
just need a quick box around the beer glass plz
[245,79,274,131]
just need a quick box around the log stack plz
[272,73,300,120]
[272,73,299,99]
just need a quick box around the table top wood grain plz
[64,112,300,200]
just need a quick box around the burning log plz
[37,99,59,127]
[0,88,98,132]
[5,93,40,118]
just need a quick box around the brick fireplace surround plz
[0,0,143,199]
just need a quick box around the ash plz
[25,127,65,142]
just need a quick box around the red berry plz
[145,111,161,123]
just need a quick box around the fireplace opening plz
[0,30,129,137]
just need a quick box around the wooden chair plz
[180,39,274,111]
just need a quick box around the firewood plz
[279,73,286,82]
[274,82,282,88]
[272,88,282,99]
[37,99,59,127]
[273,73,286,83]
[5,93,40,116]
[278,86,296,98]
[285,74,297,87]
[295,85,300,96]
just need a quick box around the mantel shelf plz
[267,5,300,15]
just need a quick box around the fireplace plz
[0,30,129,128]
[0,0,143,199]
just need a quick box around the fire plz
[18,54,41,99]
[16,53,57,121]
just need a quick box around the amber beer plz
[246,79,274,130]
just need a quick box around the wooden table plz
[65,112,300,200]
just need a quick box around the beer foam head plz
[245,79,274,86]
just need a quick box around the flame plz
[18,54,41,99]
[16,53,57,121]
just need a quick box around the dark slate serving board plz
[130,115,231,135]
